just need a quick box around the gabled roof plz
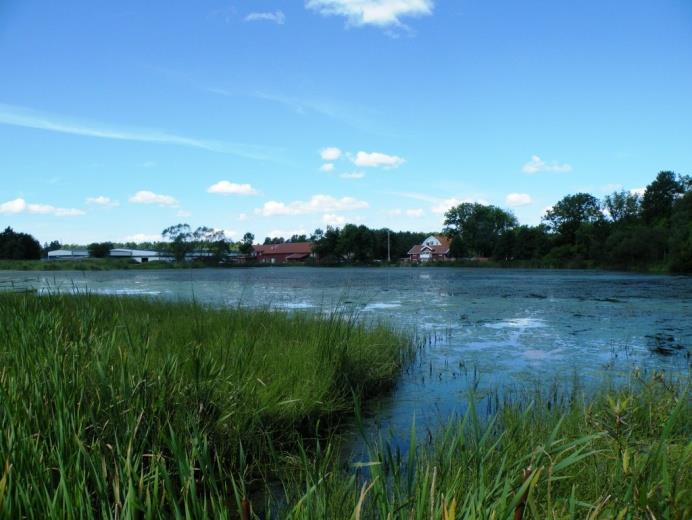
[253,242,313,255]
[407,235,451,256]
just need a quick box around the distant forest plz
[2,170,691,272]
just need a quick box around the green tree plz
[162,224,192,262]
[604,190,641,223]
[0,227,42,260]
[641,171,685,224]
[543,193,602,245]
[668,191,692,272]
[448,236,466,259]
[87,242,113,258]
[443,203,517,257]
[239,232,255,255]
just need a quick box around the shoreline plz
[0,257,683,275]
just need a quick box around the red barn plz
[252,242,314,264]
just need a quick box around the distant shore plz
[0,257,676,273]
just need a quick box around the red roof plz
[407,235,451,256]
[253,242,313,255]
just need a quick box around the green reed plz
[0,292,688,519]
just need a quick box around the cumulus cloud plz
[207,180,258,196]
[320,163,335,172]
[522,155,572,174]
[128,190,178,206]
[387,208,424,217]
[245,10,285,24]
[306,0,434,27]
[505,193,533,207]
[86,195,119,207]
[256,194,369,216]
[0,198,27,214]
[340,171,365,179]
[0,197,84,217]
[323,213,347,226]
[352,151,405,168]
[238,213,248,221]
[320,147,342,160]
[176,210,192,217]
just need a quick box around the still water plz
[2,267,690,436]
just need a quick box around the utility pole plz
[387,230,391,263]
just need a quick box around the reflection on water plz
[2,267,690,438]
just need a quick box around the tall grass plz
[0,292,689,518]
[0,292,409,518]
[280,373,690,518]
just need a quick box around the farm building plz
[109,249,173,263]
[407,235,452,262]
[47,249,89,260]
[252,242,314,264]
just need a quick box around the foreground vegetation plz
[0,293,689,518]
[0,293,410,517]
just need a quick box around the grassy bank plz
[0,292,410,517]
[0,293,689,518]
[0,259,184,270]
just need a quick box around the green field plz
[0,293,689,518]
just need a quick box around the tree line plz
[2,170,690,272]
[443,170,691,272]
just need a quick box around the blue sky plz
[1,0,691,244]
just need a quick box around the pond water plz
[2,267,690,440]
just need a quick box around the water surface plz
[2,267,690,437]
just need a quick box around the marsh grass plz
[276,373,690,519]
[0,292,689,518]
[0,292,409,518]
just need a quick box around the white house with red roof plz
[407,235,452,262]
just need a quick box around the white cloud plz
[0,103,276,160]
[86,195,119,207]
[505,193,533,207]
[323,213,347,226]
[256,194,369,216]
[387,208,424,217]
[320,147,342,160]
[215,228,238,239]
[431,197,463,215]
[128,190,178,206]
[207,180,258,196]
[176,210,192,217]
[352,151,405,168]
[306,0,434,27]
[0,198,27,214]
[630,187,646,197]
[27,203,85,217]
[0,197,84,216]
[320,163,335,172]
[123,233,161,243]
[245,10,285,24]
[394,192,488,215]
[238,213,248,221]
[340,171,365,179]
[522,155,572,174]
[267,228,308,239]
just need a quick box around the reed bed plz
[0,292,409,518]
[0,292,689,518]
